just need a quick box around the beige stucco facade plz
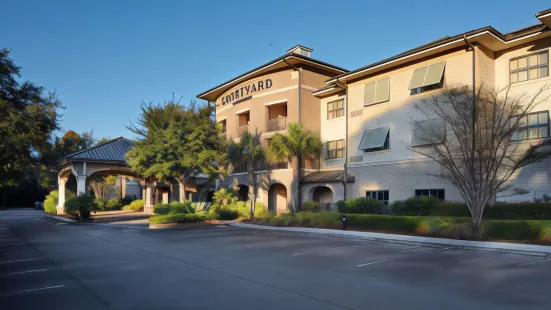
[198,46,347,213]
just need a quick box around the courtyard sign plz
[221,78,273,105]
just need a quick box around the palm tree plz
[267,123,323,212]
[227,131,265,220]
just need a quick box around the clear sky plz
[2,0,548,140]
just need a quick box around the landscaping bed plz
[250,212,551,245]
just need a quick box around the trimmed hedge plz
[337,197,383,214]
[255,212,551,242]
[430,202,551,220]
[154,201,195,215]
[150,213,208,225]
[123,199,144,211]
[64,195,93,219]
[392,196,440,216]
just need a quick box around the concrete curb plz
[228,222,551,257]
[44,214,77,223]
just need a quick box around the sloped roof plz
[301,170,355,183]
[62,137,134,163]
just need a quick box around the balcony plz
[266,117,287,132]
[231,161,247,174]
[303,158,321,170]
[255,160,288,171]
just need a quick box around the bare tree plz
[408,84,551,238]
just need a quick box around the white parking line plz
[517,257,551,267]
[357,259,390,267]
[0,258,41,264]
[7,269,48,275]
[6,285,64,296]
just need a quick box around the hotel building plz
[198,8,551,212]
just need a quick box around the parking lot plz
[1,209,551,310]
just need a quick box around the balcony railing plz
[236,124,249,136]
[231,161,247,174]
[255,160,288,171]
[266,117,287,132]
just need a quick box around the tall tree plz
[408,84,551,238]
[0,48,62,207]
[126,98,225,202]
[228,131,265,220]
[267,123,323,212]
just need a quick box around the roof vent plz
[286,45,313,57]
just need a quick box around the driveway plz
[1,209,550,310]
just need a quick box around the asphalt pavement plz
[1,209,551,310]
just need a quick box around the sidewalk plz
[228,222,551,257]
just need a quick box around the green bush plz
[392,196,440,216]
[122,199,144,211]
[309,212,341,227]
[482,220,544,240]
[429,202,551,220]
[150,213,208,225]
[269,213,298,226]
[106,198,122,210]
[64,195,93,219]
[192,202,211,212]
[347,214,422,233]
[44,190,59,215]
[302,201,320,213]
[154,201,195,215]
[120,195,135,207]
[428,202,470,217]
[93,198,107,211]
[337,197,383,214]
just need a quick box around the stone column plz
[144,183,156,213]
[162,191,169,204]
[121,176,127,198]
[57,178,66,215]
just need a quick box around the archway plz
[268,183,287,214]
[237,184,249,201]
[312,186,334,211]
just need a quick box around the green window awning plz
[359,126,390,150]
[408,61,446,90]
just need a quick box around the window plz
[219,119,227,133]
[411,119,446,146]
[327,99,344,120]
[408,61,446,94]
[366,190,389,205]
[358,126,389,152]
[415,189,445,201]
[364,77,390,106]
[511,111,549,141]
[510,50,549,84]
[326,139,344,159]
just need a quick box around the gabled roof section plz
[326,8,551,84]
[286,45,313,53]
[62,137,135,163]
[197,53,348,102]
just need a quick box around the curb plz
[227,222,551,257]
[44,214,77,223]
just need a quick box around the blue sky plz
[2,0,548,140]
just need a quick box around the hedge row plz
[150,213,209,225]
[254,212,551,242]
[336,196,551,220]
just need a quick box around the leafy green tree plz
[227,131,265,220]
[126,98,225,202]
[267,123,323,212]
[0,48,62,206]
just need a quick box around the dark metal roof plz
[301,170,355,183]
[62,137,135,163]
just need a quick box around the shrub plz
[269,213,298,226]
[154,201,195,215]
[120,195,135,207]
[93,198,107,211]
[347,214,422,233]
[429,202,551,220]
[123,199,144,211]
[192,202,211,212]
[44,190,59,215]
[296,212,313,225]
[428,202,470,217]
[235,201,250,219]
[392,196,440,216]
[64,195,93,219]
[309,212,341,227]
[212,188,238,206]
[209,204,240,220]
[482,220,544,240]
[254,202,269,218]
[106,198,122,210]
[337,197,383,214]
[150,213,208,225]
[302,201,320,213]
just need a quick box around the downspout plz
[463,35,476,180]
[283,58,301,123]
